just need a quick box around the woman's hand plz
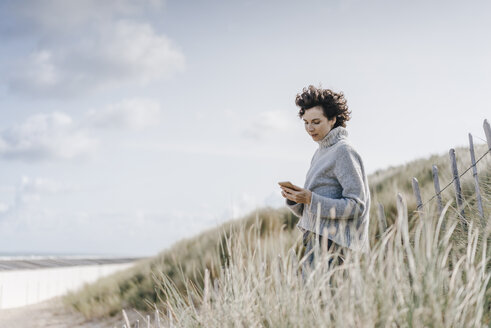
[280,184,312,204]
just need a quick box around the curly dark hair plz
[295,85,351,128]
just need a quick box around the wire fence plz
[376,119,491,233]
[421,148,490,208]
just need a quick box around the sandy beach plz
[0,258,147,327]
[0,258,139,311]
[0,297,122,328]
[0,297,129,328]
[0,296,151,328]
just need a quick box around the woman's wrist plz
[286,199,297,205]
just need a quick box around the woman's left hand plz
[280,185,312,204]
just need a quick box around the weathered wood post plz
[432,165,444,216]
[377,203,387,235]
[449,148,465,225]
[484,119,491,150]
[468,133,484,225]
[412,177,424,220]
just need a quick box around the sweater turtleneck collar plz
[317,126,348,148]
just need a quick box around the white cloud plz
[7,2,184,97]
[242,110,298,140]
[0,176,72,226]
[19,176,72,195]
[87,98,162,130]
[0,112,98,162]
[10,50,60,93]
[12,0,166,32]
[14,176,74,208]
[0,97,163,162]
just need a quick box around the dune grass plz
[65,144,491,326]
[65,207,299,319]
[155,194,490,327]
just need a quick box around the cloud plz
[0,175,72,227]
[9,0,166,33]
[19,176,72,195]
[13,176,74,208]
[0,112,98,162]
[87,98,162,130]
[0,175,75,230]
[8,20,185,97]
[5,1,184,97]
[0,97,162,162]
[242,110,298,140]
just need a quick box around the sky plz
[0,0,489,256]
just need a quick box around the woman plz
[280,85,370,276]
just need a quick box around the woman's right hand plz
[280,185,312,205]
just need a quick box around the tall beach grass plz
[153,191,490,327]
[65,145,491,326]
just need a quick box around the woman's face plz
[302,106,336,142]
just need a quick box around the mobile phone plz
[278,181,297,189]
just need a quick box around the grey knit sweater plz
[286,126,371,252]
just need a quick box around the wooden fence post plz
[432,165,445,231]
[412,177,424,220]
[484,119,491,150]
[449,148,465,224]
[377,203,387,234]
[432,165,444,216]
[468,133,484,226]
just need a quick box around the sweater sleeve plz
[307,144,367,220]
